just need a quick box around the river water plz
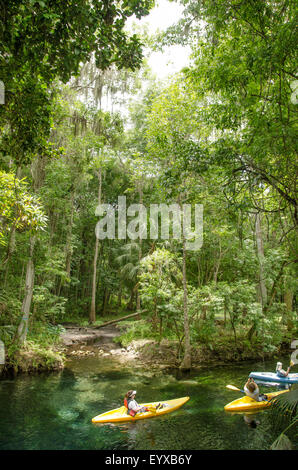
[0,354,296,450]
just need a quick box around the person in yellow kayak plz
[244,378,268,402]
[124,390,164,417]
[124,390,150,417]
[276,361,293,378]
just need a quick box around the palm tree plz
[269,388,298,450]
[116,241,142,311]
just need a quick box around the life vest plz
[124,397,137,417]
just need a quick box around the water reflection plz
[244,414,260,428]
[0,355,295,450]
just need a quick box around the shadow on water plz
[57,367,77,390]
[0,354,296,450]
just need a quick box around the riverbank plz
[1,322,293,376]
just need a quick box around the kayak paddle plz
[226,384,245,393]
[226,384,271,402]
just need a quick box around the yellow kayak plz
[224,390,289,412]
[92,396,190,424]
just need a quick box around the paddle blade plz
[226,384,241,391]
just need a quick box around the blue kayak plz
[249,371,298,384]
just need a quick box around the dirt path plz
[60,324,139,361]
[60,324,122,347]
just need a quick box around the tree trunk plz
[284,289,294,331]
[117,285,122,308]
[126,289,135,311]
[90,168,102,323]
[136,182,143,311]
[197,257,201,287]
[200,304,207,320]
[17,236,36,344]
[180,236,191,370]
[65,191,75,278]
[152,297,158,331]
[93,311,144,329]
[247,213,267,340]
[255,212,267,308]
[17,156,45,344]
[102,289,110,315]
[213,241,222,284]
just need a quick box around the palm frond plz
[120,263,140,280]
[270,433,293,450]
[268,389,298,450]
[270,388,298,420]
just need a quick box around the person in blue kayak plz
[276,361,293,377]
[244,378,268,402]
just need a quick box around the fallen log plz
[94,310,147,329]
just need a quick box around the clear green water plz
[0,355,296,450]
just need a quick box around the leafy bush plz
[115,320,158,347]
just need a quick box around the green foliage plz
[139,248,182,329]
[27,321,64,347]
[33,286,67,323]
[0,1,297,372]
[270,432,293,451]
[0,171,47,244]
[181,0,297,218]
[115,320,157,347]
[0,0,154,166]
[269,388,298,450]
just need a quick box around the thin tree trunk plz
[197,257,201,287]
[136,184,143,311]
[90,168,102,323]
[224,304,227,326]
[213,241,221,284]
[284,289,294,331]
[102,289,110,315]
[65,191,75,278]
[17,236,36,344]
[180,236,191,370]
[17,156,45,344]
[248,212,267,340]
[255,212,267,308]
[19,262,25,300]
[117,285,122,308]
[126,289,135,311]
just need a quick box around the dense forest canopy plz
[0,0,297,373]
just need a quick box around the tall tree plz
[90,166,102,324]
[164,0,297,222]
[0,0,154,166]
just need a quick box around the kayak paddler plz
[276,361,294,378]
[124,390,150,417]
[244,377,268,402]
[124,390,164,417]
